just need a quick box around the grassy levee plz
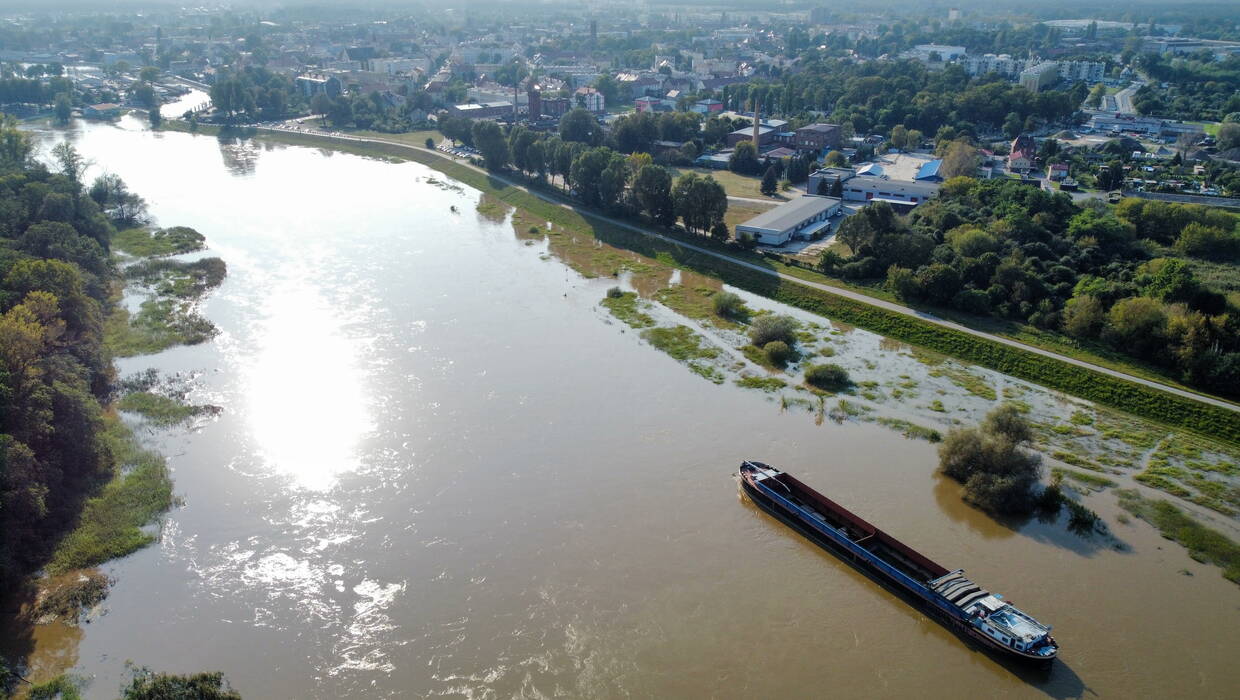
[165,123,1240,445]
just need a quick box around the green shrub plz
[804,363,852,391]
[749,314,798,346]
[712,291,745,318]
[764,340,792,367]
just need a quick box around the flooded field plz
[7,117,1240,699]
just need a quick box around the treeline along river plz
[14,115,1240,699]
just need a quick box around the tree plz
[310,93,332,121]
[1218,122,1240,152]
[828,178,843,197]
[1003,112,1023,139]
[569,147,615,206]
[471,120,510,171]
[593,74,620,107]
[710,220,730,242]
[139,66,160,83]
[599,157,630,214]
[52,141,87,186]
[729,140,761,175]
[672,173,726,233]
[131,83,157,110]
[760,165,778,196]
[824,150,845,167]
[939,404,1042,515]
[633,164,674,225]
[886,265,921,300]
[939,140,979,179]
[148,108,162,129]
[53,92,71,125]
[1105,297,1167,358]
[1175,222,1239,260]
[560,108,600,145]
[1062,295,1106,338]
[425,137,435,149]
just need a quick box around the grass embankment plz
[1117,489,1240,584]
[46,415,174,575]
[161,122,1240,445]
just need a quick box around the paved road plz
[251,124,1239,413]
[1113,82,1144,116]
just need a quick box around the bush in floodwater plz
[122,667,241,700]
[764,340,792,367]
[606,286,624,299]
[804,363,852,391]
[939,403,1042,515]
[712,291,745,318]
[749,314,798,346]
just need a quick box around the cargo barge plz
[737,460,1058,662]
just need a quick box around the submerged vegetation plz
[47,416,174,575]
[1117,489,1240,584]
[105,297,217,356]
[117,391,214,426]
[112,226,205,258]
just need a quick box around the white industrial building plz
[735,195,842,246]
[840,176,939,205]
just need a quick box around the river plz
[14,117,1240,699]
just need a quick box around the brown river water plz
[6,117,1240,699]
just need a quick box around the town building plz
[1057,60,1106,83]
[806,167,856,195]
[735,195,842,246]
[296,74,342,99]
[528,89,571,120]
[83,103,122,119]
[793,123,842,153]
[962,53,1029,78]
[839,176,939,205]
[1087,113,1206,137]
[691,99,724,114]
[1019,62,1060,92]
[634,96,671,113]
[575,86,605,113]
[447,101,515,120]
[1008,134,1037,172]
[726,118,791,148]
[903,44,968,62]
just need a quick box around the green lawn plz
[341,128,441,148]
[670,166,790,201]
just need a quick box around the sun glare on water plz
[246,281,373,491]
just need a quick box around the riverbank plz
[1,215,228,693]
[159,120,1240,407]
[159,120,1240,446]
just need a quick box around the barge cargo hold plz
[737,460,1058,662]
